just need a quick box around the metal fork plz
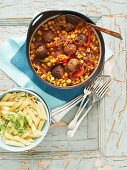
[67,76,111,138]
[68,75,111,129]
[51,75,110,123]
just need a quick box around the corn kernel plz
[81,78,84,82]
[87,48,90,52]
[48,21,52,25]
[61,80,65,83]
[64,73,68,77]
[47,72,51,76]
[78,47,82,51]
[47,62,51,66]
[67,35,71,39]
[80,60,84,64]
[50,58,56,63]
[63,83,67,87]
[93,47,97,51]
[56,82,60,86]
[85,75,88,79]
[41,74,46,78]
[59,79,62,82]
[44,28,48,30]
[51,76,55,81]
[47,76,51,81]
[77,54,83,59]
[66,79,71,84]
[83,53,86,56]
[71,34,75,38]
[37,30,42,35]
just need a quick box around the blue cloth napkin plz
[0,37,113,110]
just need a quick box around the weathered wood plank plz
[0,17,100,26]
[0,0,127,18]
[1,156,127,170]
[99,17,127,156]
[0,151,98,160]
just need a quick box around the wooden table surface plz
[0,1,127,170]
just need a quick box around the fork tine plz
[94,79,110,94]
[99,81,111,98]
[95,79,111,97]
[87,76,103,90]
[92,77,111,93]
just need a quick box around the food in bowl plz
[29,15,100,87]
[0,91,48,147]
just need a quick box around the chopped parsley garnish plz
[24,117,29,129]
[14,116,29,133]
[1,124,7,130]
[15,119,21,131]
[17,128,24,134]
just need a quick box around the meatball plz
[36,45,48,59]
[66,15,81,25]
[51,65,64,78]
[58,23,74,32]
[63,44,77,56]
[43,30,56,43]
[75,33,88,46]
[67,58,80,72]
[65,23,75,32]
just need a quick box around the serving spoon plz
[59,14,123,40]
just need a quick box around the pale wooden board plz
[0,0,127,18]
[98,17,127,157]
[0,16,99,156]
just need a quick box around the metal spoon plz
[59,14,122,40]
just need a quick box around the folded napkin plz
[0,37,113,109]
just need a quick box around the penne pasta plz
[18,101,29,111]
[4,132,14,140]
[13,136,31,146]
[0,106,10,111]
[1,93,12,101]
[26,97,36,110]
[37,101,47,120]
[38,119,45,131]
[26,108,38,126]
[16,92,26,97]
[0,110,17,115]
[35,103,43,119]
[4,140,25,147]
[26,114,36,134]
[21,131,31,138]
[4,132,31,146]
[26,133,41,138]
[25,138,34,143]
[0,102,16,107]
[10,99,24,111]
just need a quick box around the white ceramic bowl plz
[0,88,50,152]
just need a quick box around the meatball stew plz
[30,16,100,87]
